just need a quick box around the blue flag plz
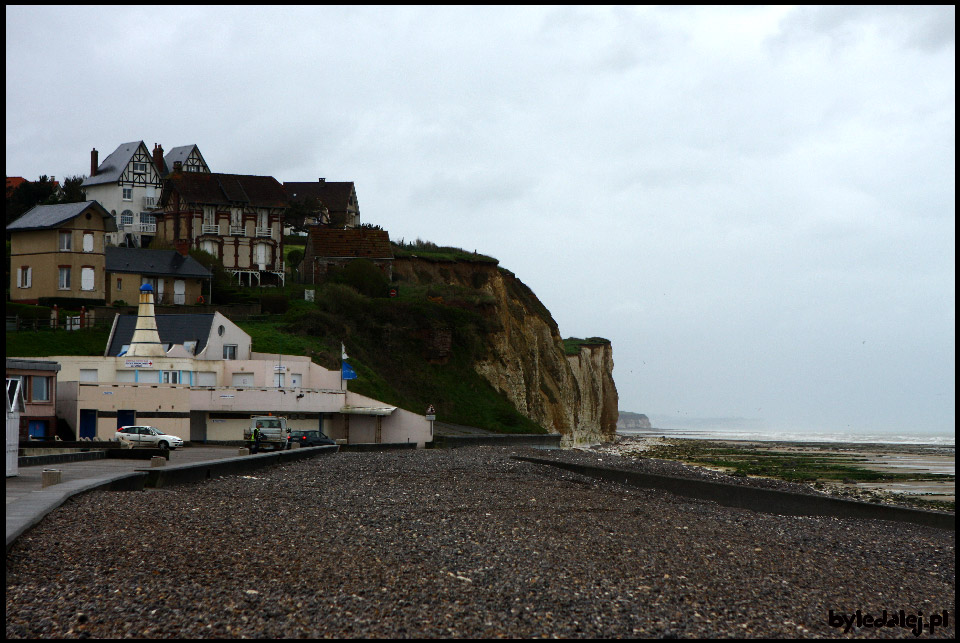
[341,360,358,380]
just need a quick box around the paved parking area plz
[5,445,242,506]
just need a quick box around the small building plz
[105,246,212,306]
[7,200,117,305]
[5,359,61,440]
[284,178,360,228]
[302,227,394,284]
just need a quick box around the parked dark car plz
[287,430,336,448]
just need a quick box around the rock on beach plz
[6,447,955,638]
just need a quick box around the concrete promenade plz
[5,446,244,551]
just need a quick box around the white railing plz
[142,196,156,208]
[202,224,220,235]
[173,293,185,305]
[138,223,156,233]
[256,227,272,237]
[229,226,245,236]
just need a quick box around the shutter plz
[26,267,32,288]
[83,233,94,252]
[16,268,22,288]
[82,267,95,291]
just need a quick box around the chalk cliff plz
[393,257,618,443]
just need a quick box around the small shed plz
[6,378,25,477]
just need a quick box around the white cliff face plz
[394,258,618,443]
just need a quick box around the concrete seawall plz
[513,455,955,531]
[135,445,339,488]
[432,434,562,449]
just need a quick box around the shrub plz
[332,258,390,298]
[260,293,290,315]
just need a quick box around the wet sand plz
[603,434,956,507]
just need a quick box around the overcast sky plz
[6,6,955,436]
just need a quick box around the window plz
[117,277,122,291]
[122,187,133,200]
[81,267,95,291]
[141,213,155,226]
[133,162,147,173]
[32,376,50,402]
[83,233,94,252]
[59,267,71,290]
[162,371,181,384]
[223,344,237,360]
[273,373,285,387]
[59,231,72,251]
[79,369,98,382]
[17,266,32,288]
[120,210,134,226]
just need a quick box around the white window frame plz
[59,231,72,251]
[122,187,133,200]
[17,266,32,288]
[81,267,95,291]
[32,376,50,402]
[162,371,181,384]
[223,344,238,360]
[120,210,134,227]
[58,267,71,290]
[133,161,147,174]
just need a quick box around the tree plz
[284,196,325,234]
[58,175,87,203]
[6,175,58,226]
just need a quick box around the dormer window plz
[133,162,147,174]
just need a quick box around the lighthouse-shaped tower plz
[125,284,167,357]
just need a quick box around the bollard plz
[238,447,250,456]
[42,469,63,488]
[150,456,166,467]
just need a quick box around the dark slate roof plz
[106,314,217,357]
[162,173,287,208]
[105,247,213,279]
[284,180,355,213]
[82,141,144,187]
[307,228,393,259]
[6,200,117,232]
[163,145,207,175]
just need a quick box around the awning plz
[339,405,396,416]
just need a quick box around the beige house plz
[105,247,212,306]
[34,285,432,446]
[7,201,117,305]
[6,359,61,440]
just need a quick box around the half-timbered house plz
[157,172,288,286]
[283,178,360,228]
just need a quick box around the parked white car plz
[116,426,184,450]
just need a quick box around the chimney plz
[125,284,167,357]
[153,143,165,173]
[173,161,182,172]
[90,148,98,176]
[319,178,325,184]
[174,239,189,257]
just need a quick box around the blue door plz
[28,420,48,439]
[117,410,136,429]
[80,409,98,439]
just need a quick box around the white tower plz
[125,284,167,357]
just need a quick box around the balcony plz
[202,224,220,235]
[142,196,156,209]
[229,226,245,236]
[119,223,156,234]
[255,227,272,238]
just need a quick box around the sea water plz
[618,426,955,447]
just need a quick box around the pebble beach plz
[6,446,955,638]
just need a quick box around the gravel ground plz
[6,447,955,638]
